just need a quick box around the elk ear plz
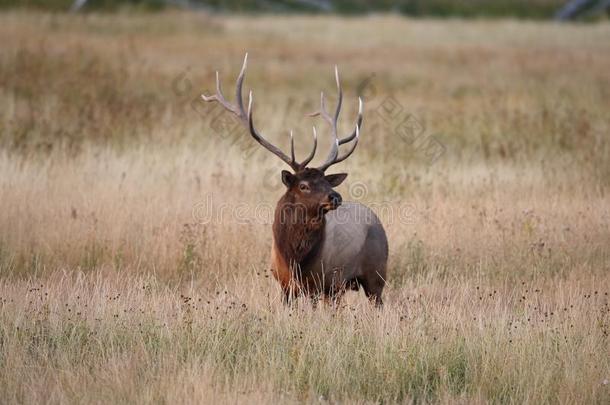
[325,173,348,187]
[281,170,296,188]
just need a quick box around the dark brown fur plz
[270,168,347,302]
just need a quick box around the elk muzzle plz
[321,191,342,212]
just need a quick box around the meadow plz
[0,11,609,403]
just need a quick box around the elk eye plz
[298,183,310,192]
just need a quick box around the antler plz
[308,66,363,172]
[201,53,317,172]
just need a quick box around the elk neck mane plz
[272,192,326,273]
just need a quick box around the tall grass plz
[0,12,609,403]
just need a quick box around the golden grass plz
[0,11,609,404]
[2,272,608,403]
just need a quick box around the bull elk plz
[202,55,388,306]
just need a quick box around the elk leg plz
[322,284,345,309]
[361,277,384,307]
[365,291,383,307]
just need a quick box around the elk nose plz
[329,191,342,207]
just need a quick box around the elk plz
[202,55,388,306]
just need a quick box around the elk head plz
[201,54,362,217]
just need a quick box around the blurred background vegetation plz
[0,0,594,19]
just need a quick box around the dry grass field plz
[1,11,609,404]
